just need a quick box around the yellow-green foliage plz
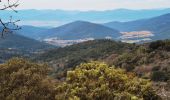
[0,58,56,100]
[0,58,160,100]
[55,61,159,100]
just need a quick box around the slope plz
[0,33,54,51]
[40,21,121,40]
[104,13,170,40]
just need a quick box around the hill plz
[104,13,170,40]
[0,33,55,63]
[36,39,134,78]
[0,34,54,51]
[39,21,120,40]
[16,25,49,40]
[36,39,170,83]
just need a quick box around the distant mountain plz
[16,25,49,40]
[0,34,54,51]
[104,13,170,40]
[1,9,170,26]
[40,21,120,40]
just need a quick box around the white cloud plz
[17,0,170,10]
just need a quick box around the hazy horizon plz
[2,0,169,27]
[13,8,170,12]
[16,0,170,11]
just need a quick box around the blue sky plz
[18,0,170,11]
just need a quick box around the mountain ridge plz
[104,13,170,40]
[1,8,170,26]
[39,20,121,40]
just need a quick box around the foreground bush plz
[55,62,160,100]
[0,58,160,100]
[0,58,56,100]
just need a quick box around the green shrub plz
[151,71,168,82]
[55,62,160,100]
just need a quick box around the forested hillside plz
[36,39,170,83]
[36,40,134,78]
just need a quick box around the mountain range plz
[104,13,170,40]
[1,11,168,46]
[14,13,170,44]
[1,8,170,27]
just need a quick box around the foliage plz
[36,39,170,82]
[151,71,168,82]
[55,62,160,100]
[149,40,170,51]
[112,40,170,82]
[0,58,56,100]
[37,39,133,79]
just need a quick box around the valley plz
[12,13,170,46]
[1,6,170,99]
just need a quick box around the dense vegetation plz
[55,61,159,100]
[112,40,170,82]
[36,39,170,99]
[37,40,134,78]
[0,58,56,100]
[0,48,33,64]
[1,39,170,99]
[0,58,160,100]
[37,39,170,83]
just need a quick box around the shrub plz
[55,62,159,100]
[0,58,56,100]
[151,71,168,82]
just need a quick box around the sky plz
[16,0,170,11]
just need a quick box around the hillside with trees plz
[36,39,170,83]
[36,40,134,78]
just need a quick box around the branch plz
[0,0,20,37]
[0,17,21,37]
[0,0,20,13]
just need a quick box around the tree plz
[0,58,56,99]
[0,0,21,37]
[151,71,168,82]
[55,61,160,100]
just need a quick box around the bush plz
[55,62,159,100]
[151,71,168,82]
[0,58,56,100]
